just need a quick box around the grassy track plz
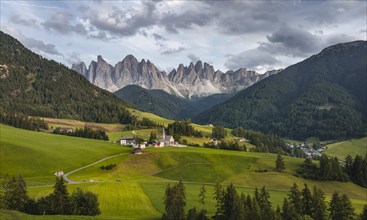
[326,137,367,158]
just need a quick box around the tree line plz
[162,181,366,220]
[204,140,247,152]
[53,126,109,141]
[232,127,289,155]
[0,113,48,131]
[297,154,367,188]
[0,175,100,216]
[167,120,203,140]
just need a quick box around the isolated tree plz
[275,154,286,172]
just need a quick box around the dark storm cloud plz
[43,12,87,35]
[263,25,321,57]
[9,15,39,28]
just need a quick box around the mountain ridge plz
[194,40,367,140]
[73,55,280,98]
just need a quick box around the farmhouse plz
[120,136,136,146]
[54,171,64,177]
[152,140,164,147]
[59,128,73,133]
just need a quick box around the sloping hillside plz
[195,41,367,140]
[0,31,132,123]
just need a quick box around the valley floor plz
[1,124,366,219]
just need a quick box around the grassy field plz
[0,125,127,186]
[325,137,367,158]
[41,117,124,132]
[1,125,366,219]
[107,128,162,142]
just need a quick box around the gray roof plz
[165,136,174,141]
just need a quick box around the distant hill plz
[114,85,232,119]
[194,41,367,140]
[0,31,132,123]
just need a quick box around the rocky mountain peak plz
[73,54,280,98]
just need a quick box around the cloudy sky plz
[1,0,366,73]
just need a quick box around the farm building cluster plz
[287,142,327,158]
[120,128,185,153]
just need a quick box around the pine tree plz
[282,198,302,220]
[301,184,313,216]
[311,186,327,220]
[329,192,341,220]
[275,154,285,172]
[71,188,100,216]
[360,205,367,220]
[340,194,355,219]
[198,185,206,220]
[344,154,353,176]
[288,182,302,213]
[259,186,275,219]
[213,182,224,219]
[163,180,186,220]
[50,177,71,215]
[1,175,29,212]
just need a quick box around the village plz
[120,128,186,154]
[286,142,327,159]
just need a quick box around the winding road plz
[63,153,128,184]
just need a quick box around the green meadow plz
[1,124,366,219]
[326,137,367,158]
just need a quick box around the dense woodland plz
[166,120,203,140]
[195,41,367,140]
[162,181,366,220]
[0,31,134,124]
[297,154,367,188]
[53,126,109,141]
[0,113,48,131]
[0,176,100,216]
[232,127,289,154]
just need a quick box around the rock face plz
[73,55,280,98]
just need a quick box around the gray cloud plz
[65,52,82,64]
[161,46,185,55]
[9,15,39,28]
[187,54,200,63]
[43,11,87,35]
[24,37,62,56]
[225,49,279,70]
[263,25,321,57]
[152,33,166,41]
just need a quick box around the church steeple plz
[161,127,165,142]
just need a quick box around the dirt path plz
[63,153,128,184]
